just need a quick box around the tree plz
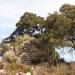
[39,4,75,63]
[60,4,75,20]
[16,12,45,36]
[15,12,59,64]
[60,4,75,44]
[43,12,71,47]
[3,4,75,65]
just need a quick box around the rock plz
[0,69,9,75]
[26,72,31,75]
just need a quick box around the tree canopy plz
[15,4,75,48]
[16,12,45,28]
[42,4,75,48]
[15,12,45,37]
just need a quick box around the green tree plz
[16,12,44,28]
[39,4,75,63]
[16,12,45,36]
[43,12,72,47]
[60,4,75,44]
[60,4,75,20]
[3,4,75,66]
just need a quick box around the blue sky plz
[56,47,75,62]
[0,0,75,61]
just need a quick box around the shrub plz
[18,64,26,72]
[0,62,3,69]
[3,50,17,63]
[25,66,33,74]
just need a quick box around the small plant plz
[0,61,3,69]
[18,64,26,72]
[25,66,33,74]
[3,50,17,63]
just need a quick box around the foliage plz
[0,44,11,53]
[1,4,75,67]
[4,62,33,75]
[41,4,75,51]
[60,4,75,20]
[16,12,44,28]
[16,12,45,36]
[3,50,17,63]
[0,61,3,69]
[37,4,75,65]
[25,66,33,74]
[14,34,35,45]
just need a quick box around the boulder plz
[26,72,31,75]
[0,69,9,75]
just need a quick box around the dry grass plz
[14,34,35,46]
[3,50,17,63]
[50,64,70,75]
[2,62,75,75]
[32,63,75,75]
[3,63,33,75]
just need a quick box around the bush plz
[4,63,33,75]
[25,66,33,74]
[0,62,3,69]
[3,50,17,63]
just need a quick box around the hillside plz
[0,4,75,75]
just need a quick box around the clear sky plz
[0,0,75,61]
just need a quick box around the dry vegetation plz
[0,4,75,74]
[0,34,75,75]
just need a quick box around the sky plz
[56,47,75,62]
[0,0,75,61]
[0,0,75,42]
